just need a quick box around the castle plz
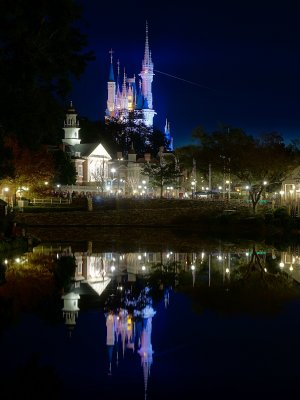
[105,22,173,151]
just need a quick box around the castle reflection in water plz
[2,240,300,399]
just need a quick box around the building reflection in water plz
[105,288,156,399]
[61,291,80,337]
[7,241,299,396]
[28,242,300,290]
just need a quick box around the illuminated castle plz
[105,22,173,151]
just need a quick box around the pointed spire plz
[143,21,151,66]
[109,48,113,64]
[122,68,127,94]
[116,59,121,95]
[108,49,115,82]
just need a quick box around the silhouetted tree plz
[191,125,299,212]
[0,0,94,148]
[141,155,182,198]
[54,255,76,292]
[1,135,55,203]
[147,128,170,157]
[52,150,77,185]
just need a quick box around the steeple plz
[108,48,115,82]
[139,21,156,126]
[61,291,80,337]
[143,21,152,67]
[63,101,81,146]
[106,49,116,117]
[122,68,127,94]
[116,59,121,93]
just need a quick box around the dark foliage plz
[0,0,94,148]
[53,255,76,292]
[51,149,77,185]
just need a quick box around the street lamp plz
[225,180,230,201]
[244,185,250,203]
[191,180,196,198]
[279,190,285,206]
[220,155,231,200]
[111,168,116,193]
[262,181,268,200]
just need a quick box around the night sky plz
[71,0,300,149]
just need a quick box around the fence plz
[32,198,71,205]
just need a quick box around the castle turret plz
[139,21,156,127]
[138,306,156,400]
[105,23,157,129]
[106,49,116,117]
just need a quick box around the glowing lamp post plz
[279,190,285,205]
[261,181,268,200]
[191,180,196,198]
[111,168,116,193]
[225,180,230,200]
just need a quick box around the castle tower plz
[139,21,156,127]
[106,49,116,117]
[63,101,81,146]
[105,23,156,128]
[138,306,156,399]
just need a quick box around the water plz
[1,234,300,399]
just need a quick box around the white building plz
[62,102,112,187]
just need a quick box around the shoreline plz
[11,207,300,252]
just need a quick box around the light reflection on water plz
[1,240,300,399]
[5,241,300,288]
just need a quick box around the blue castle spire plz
[108,49,115,82]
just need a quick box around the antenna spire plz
[109,48,114,64]
[144,21,151,65]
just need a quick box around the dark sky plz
[71,0,300,149]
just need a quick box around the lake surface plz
[1,232,300,399]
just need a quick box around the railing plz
[59,185,101,193]
[32,198,71,205]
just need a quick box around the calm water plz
[1,236,300,399]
